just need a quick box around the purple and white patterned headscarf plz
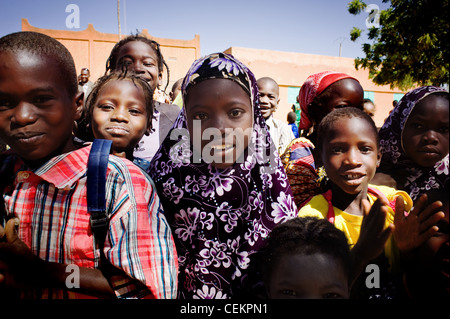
[378,85,449,201]
[148,53,297,299]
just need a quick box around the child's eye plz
[34,95,54,104]
[439,126,449,134]
[331,147,344,153]
[98,104,114,111]
[323,292,342,299]
[119,59,133,69]
[193,113,208,120]
[120,58,133,64]
[281,289,297,296]
[0,99,13,109]
[129,108,144,115]
[360,146,372,154]
[229,109,243,118]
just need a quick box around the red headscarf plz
[298,71,359,130]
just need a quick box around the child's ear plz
[73,92,84,121]
[376,149,382,168]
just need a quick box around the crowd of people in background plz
[0,31,448,300]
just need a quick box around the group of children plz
[0,31,448,300]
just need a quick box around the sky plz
[0,0,390,59]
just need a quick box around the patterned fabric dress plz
[148,53,297,299]
[377,85,449,201]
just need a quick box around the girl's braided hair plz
[105,33,170,92]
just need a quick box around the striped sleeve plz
[103,157,178,299]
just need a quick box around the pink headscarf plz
[298,71,359,130]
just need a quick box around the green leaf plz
[350,27,362,42]
[347,0,367,15]
[346,0,449,89]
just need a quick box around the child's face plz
[185,78,253,169]
[257,80,279,119]
[402,94,449,167]
[91,79,148,155]
[321,116,381,195]
[0,51,82,164]
[363,101,376,117]
[314,79,364,126]
[267,252,349,299]
[170,79,182,102]
[115,41,162,93]
[79,69,90,84]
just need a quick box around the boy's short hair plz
[0,31,78,98]
[287,111,297,123]
[316,107,379,153]
[262,216,352,285]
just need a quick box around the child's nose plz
[212,117,229,135]
[422,130,439,144]
[259,95,269,105]
[111,107,129,122]
[344,149,362,166]
[12,102,37,126]
[129,61,145,74]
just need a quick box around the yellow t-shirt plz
[298,185,413,272]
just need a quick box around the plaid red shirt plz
[1,145,178,299]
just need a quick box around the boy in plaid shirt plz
[0,31,177,299]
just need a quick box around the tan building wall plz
[21,18,200,92]
[21,18,405,128]
[224,47,406,128]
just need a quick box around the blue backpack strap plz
[87,139,112,253]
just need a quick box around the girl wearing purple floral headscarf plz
[148,53,297,299]
[374,86,449,201]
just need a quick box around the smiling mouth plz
[13,132,45,144]
[342,174,364,180]
[209,144,234,151]
[341,173,366,185]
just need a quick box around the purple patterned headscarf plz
[378,85,449,201]
[148,53,297,299]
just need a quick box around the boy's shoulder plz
[297,193,328,218]
[10,145,151,189]
[368,184,413,212]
